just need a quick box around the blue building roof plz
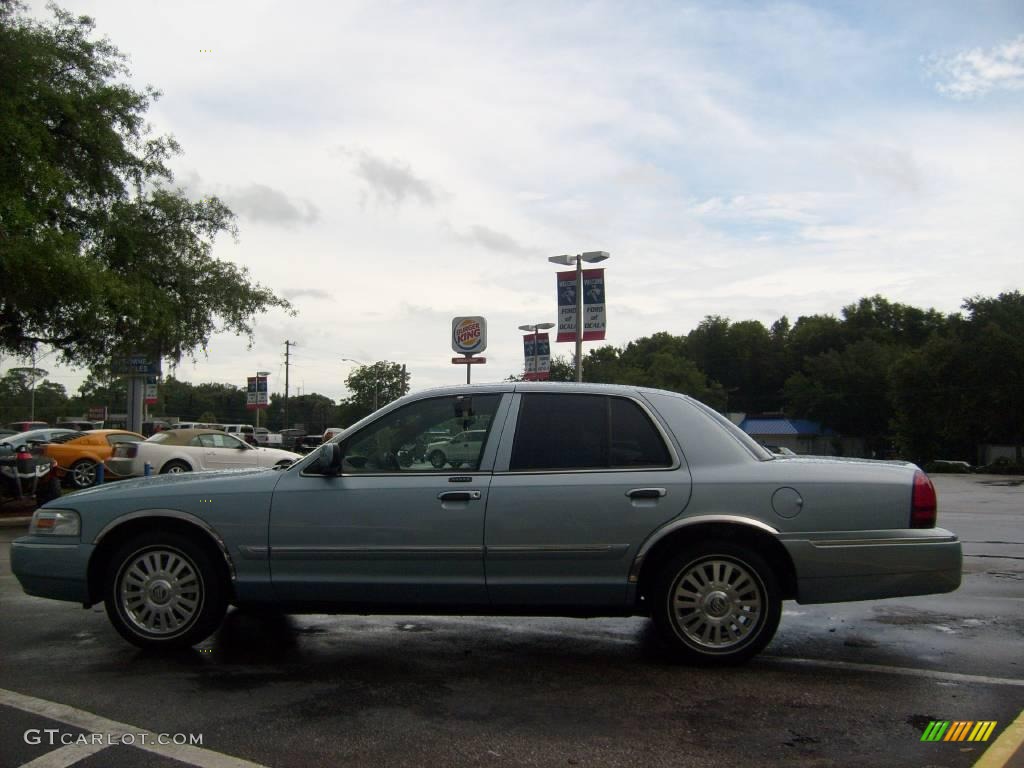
[739,418,835,437]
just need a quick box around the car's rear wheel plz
[68,459,97,489]
[160,460,190,474]
[429,450,446,469]
[104,531,227,649]
[651,540,781,665]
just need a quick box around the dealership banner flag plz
[246,376,269,410]
[523,333,551,381]
[556,268,606,343]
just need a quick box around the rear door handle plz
[438,490,482,502]
[627,488,667,499]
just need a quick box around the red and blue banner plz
[523,333,551,381]
[556,268,606,343]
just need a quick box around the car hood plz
[50,467,284,505]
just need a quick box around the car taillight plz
[113,444,138,459]
[911,470,937,528]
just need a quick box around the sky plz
[13,0,1024,405]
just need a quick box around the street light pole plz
[255,370,270,430]
[548,251,610,383]
[517,322,555,381]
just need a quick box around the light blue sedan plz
[11,383,962,664]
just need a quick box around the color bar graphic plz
[920,720,997,742]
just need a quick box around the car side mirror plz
[317,443,342,475]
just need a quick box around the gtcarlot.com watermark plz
[25,729,203,747]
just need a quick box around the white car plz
[105,429,301,476]
[426,429,488,469]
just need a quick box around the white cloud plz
[931,35,1024,98]
[15,1,1024,404]
[342,148,438,207]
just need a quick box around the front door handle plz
[438,490,482,502]
[627,488,667,499]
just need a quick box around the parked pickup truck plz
[254,427,282,446]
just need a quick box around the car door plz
[268,391,512,606]
[485,391,691,609]
[199,432,254,469]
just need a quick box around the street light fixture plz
[517,322,555,381]
[547,251,610,382]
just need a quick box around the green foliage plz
[0,2,292,367]
[343,362,411,422]
[0,367,67,423]
[784,340,901,455]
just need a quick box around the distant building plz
[739,416,863,457]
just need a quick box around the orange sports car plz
[45,430,145,489]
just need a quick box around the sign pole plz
[575,254,583,382]
[466,355,471,384]
[533,329,540,381]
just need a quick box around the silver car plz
[12,383,961,664]
[426,429,487,469]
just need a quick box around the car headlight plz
[30,509,81,537]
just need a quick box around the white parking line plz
[0,687,268,768]
[20,742,109,768]
[764,656,1024,687]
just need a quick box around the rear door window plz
[509,393,671,471]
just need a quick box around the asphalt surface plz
[0,474,1021,768]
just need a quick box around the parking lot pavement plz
[0,474,1020,768]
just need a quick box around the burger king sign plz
[451,316,487,356]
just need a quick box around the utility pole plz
[284,340,295,429]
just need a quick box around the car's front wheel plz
[104,530,227,649]
[651,540,781,665]
[429,450,447,469]
[68,459,97,489]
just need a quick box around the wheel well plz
[634,522,798,610]
[86,517,234,607]
[161,458,191,472]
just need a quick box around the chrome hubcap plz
[118,548,203,636]
[73,463,95,487]
[166,465,185,474]
[671,557,763,649]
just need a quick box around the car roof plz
[0,428,76,443]
[147,428,239,444]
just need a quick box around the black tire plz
[68,459,97,489]
[104,530,227,650]
[35,476,62,505]
[429,450,446,469]
[651,540,781,665]
[160,460,191,475]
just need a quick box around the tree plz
[0,3,292,367]
[0,366,68,422]
[784,340,903,455]
[343,362,410,421]
[890,334,976,463]
[960,292,1024,461]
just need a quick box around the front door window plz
[338,394,502,473]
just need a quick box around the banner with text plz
[556,268,606,343]
[522,333,551,381]
[246,376,269,410]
